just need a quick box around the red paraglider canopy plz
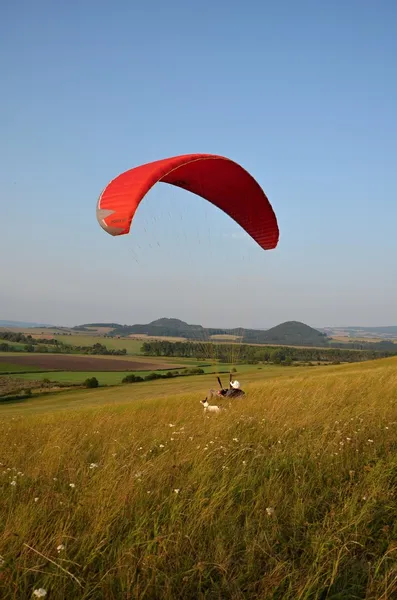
[96,153,279,250]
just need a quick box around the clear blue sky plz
[1,0,396,328]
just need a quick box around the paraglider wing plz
[96,153,279,250]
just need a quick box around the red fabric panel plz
[96,154,279,250]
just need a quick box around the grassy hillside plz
[0,358,396,598]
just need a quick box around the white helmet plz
[230,380,240,389]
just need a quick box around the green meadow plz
[0,358,396,598]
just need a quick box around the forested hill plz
[109,318,207,339]
[242,321,329,346]
[57,318,397,351]
[89,318,330,347]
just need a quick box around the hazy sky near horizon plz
[1,0,396,329]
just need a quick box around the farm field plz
[0,362,45,374]
[1,363,298,387]
[56,335,145,354]
[0,339,27,350]
[0,358,396,599]
[58,334,241,350]
[331,335,397,344]
[5,330,396,360]
[0,353,185,372]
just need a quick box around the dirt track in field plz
[0,354,183,372]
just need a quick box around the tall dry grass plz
[0,359,396,599]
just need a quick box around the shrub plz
[84,377,99,388]
[122,374,144,384]
[144,372,163,381]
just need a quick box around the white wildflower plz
[159,444,165,448]
[368,439,374,443]
[34,497,39,502]
[10,480,16,487]
[89,463,98,469]
[33,589,47,598]
[233,438,239,442]
[57,544,65,553]
[173,488,180,494]
[169,424,175,428]
[69,483,75,489]
[266,507,275,516]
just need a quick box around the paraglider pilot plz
[216,374,245,398]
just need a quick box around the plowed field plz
[0,354,182,371]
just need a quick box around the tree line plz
[122,367,205,384]
[141,340,397,364]
[0,332,127,356]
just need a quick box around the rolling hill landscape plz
[2,4,397,598]
[75,318,397,350]
[77,317,331,346]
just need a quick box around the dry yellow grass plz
[0,358,396,598]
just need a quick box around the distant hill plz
[322,325,397,339]
[73,323,123,331]
[0,320,54,328]
[77,323,123,329]
[107,318,329,347]
[111,318,207,339]
[6,316,397,350]
[242,321,329,346]
[149,318,203,330]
